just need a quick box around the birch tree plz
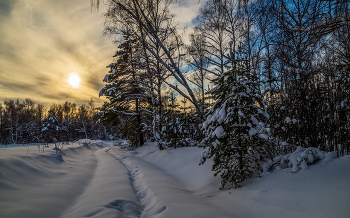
[92,0,204,119]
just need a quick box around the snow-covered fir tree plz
[201,53,270,189]
[160,92,181,148]
[41,114,60,152]
[99,33,151,148]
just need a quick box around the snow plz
[239,92,247,97]
[214,125,225,138]
[259,134,269,140]
[238,110,245,117]
[1,141,350,218]
[285,117,291,123]
[249,127,258,136]
[217,107,226,124]
[250,115,259,125]
[62,147,143,218]
[292,163,300,172]
[206,114,212,123]
[202,120,208,129]
[280,141,288,146]
[0,141,99,218]
[99,89,104,97]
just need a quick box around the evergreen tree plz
[201,52,270,189]
[41,114,60,152]
[99,33,150,148]
[160,92,181,148]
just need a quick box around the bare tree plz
[186,31,210,113]
[92,0,204,118]
[196,0,230,76]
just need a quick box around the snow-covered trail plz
[108,147,233,218]
[61,147,143,218]
[61,144,233,218]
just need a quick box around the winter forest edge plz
[1,0,350,191]
[94,0,350,189]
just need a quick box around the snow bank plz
[129,143,350,218]
[0,142,97,218]
[262,146,334,174]
[134,143,219,190]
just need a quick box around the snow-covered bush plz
[114,139,132,150]
[161,116,198,148]
[161,112,183,148]
[262,146,331,174]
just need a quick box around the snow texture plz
[214,125,225,138]
[0,141,350,218]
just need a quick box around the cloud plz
[169,0,205,44]
[0,0,17,16]
[0,0,204,106]
[170,0,204,28]
[0,0,115,106]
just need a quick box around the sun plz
[69,74,80,88]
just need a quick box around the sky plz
[0,0,203,107]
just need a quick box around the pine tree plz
[201,51,270,189]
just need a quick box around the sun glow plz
[69,74,80,88]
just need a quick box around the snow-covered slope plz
[0,141,98,218]
[1,141,349,218]
[128,142,350,218]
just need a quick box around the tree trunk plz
[136,98,144,146]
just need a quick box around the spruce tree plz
[99,33,150,148]
[41,114,60,152]
[201,53,270,189]
[160,92,181,148]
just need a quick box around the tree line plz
[0,98,114,145]
[94,0,350,188]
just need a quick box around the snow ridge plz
[108,151,167,218]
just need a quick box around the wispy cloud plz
[0,0,203,106]
[170,0,203,29]
[0,0,115,105]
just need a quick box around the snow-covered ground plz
[1,141,350,218]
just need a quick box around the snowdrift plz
[128,143,350,218]
[1,141,350,218]
[0,142,97,218]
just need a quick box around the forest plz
[94,0,350,188]
[0,99,114,145]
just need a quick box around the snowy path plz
[61,147,143,218]
[108,147,233,218]
[62,145,233,218]
[109,143,350,218]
